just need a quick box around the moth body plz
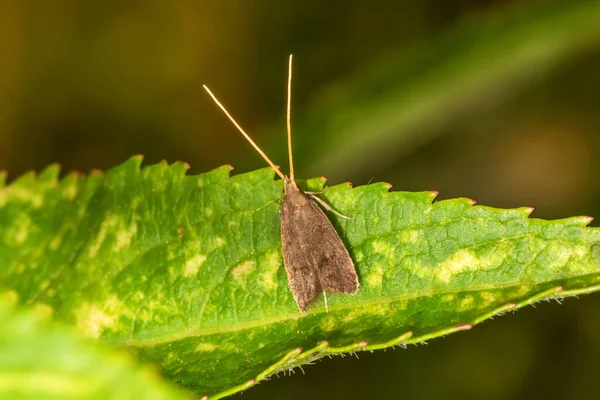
[280,179,358,312]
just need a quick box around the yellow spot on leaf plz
[458,296,474,311]
[115,223,137,251]
[2,186,44,208]
[479,291,499,306]
[320,317,337,332]
[372,240,394,256]
[88,215,121,257]
[441,294,455,303]
[232,260,255,281]
[77,304,116,338]
[436,247,505,283]
[12,216,32,244]
[136,292,170,322]
[260,251,281,290]
[545,242,582,269]
[343,304,387,324]
[195,343,218,352]
[401,229,422,244]
[186,240,201,252]
[405,258,434,279]
[366,263,384,288]
[509,286,529,297]
[437,250,478,283]
[76,296,125,338]
[184,254,207,277]
[394,299,409,310]
[354,251,364,262]
[572,244,588,258]
[63,183,78,199]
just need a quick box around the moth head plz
[283,177,298,192]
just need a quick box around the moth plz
[203,55,359,312]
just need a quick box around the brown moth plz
[203,55,359,312]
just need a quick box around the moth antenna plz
[203,85,286,181]
[287,54,295,183]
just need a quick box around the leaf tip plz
[311,175,331,186]
[466,198,477,206]
[38,164,62,183]
[523,206,535,215]
[127,154,145,170]
[582,215,594,225]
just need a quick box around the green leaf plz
[0,292,190,400]
[1,156,600,398]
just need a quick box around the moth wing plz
[281,189,358,312]
[304,200,359,294]
[280,201,322,312]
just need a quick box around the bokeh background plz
[1,0,600,399]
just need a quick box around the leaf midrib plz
[117,269,598,348]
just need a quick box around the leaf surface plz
[1,157,599,398]
[0,293,190,400]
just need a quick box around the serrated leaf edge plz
[204,284,600,399]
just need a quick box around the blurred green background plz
[1,0,600,399]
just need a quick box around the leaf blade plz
[0,294,190,400]
[1,157,599,397]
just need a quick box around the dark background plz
[1,1,599,399]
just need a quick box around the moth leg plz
[323,291,329,313]
[307,193,353,220]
